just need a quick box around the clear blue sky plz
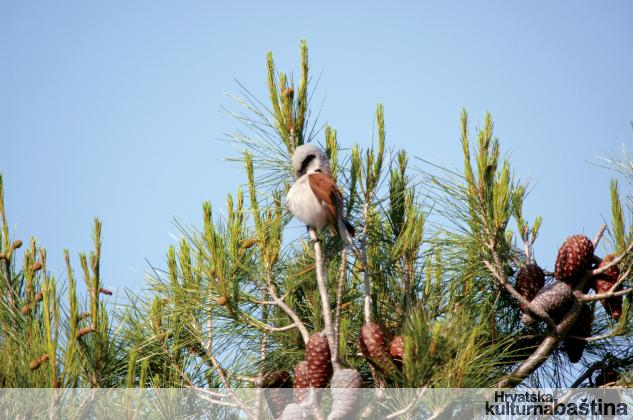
[2,1,632,294]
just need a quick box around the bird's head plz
[291,144,331,178]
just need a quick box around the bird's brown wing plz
[307,172,343,230]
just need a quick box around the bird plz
[286,144,355,246]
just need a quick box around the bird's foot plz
[306,226,322,244]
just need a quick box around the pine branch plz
[194,344,257,419]
[497,298,583,388]
[308,228,342,371]
[593,223,608,248]
[264,272,309,344]
[592,240,633,276]
[581,267,631,302]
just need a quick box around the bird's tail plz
[337,215,355,247]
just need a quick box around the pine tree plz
[2,41,633,419]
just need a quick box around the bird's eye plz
[298,154,316,177]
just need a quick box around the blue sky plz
[2,1,632,294]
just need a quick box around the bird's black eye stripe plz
[298,154,316,176]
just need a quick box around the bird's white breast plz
[286,175,329,230]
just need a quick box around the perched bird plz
[286,144,355,245]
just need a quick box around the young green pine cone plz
[359,323,397,375]
[76,326,95,339]
[28,353,49,370]
[306,332,332,388]
[521,281,574,325]
[555,235,594,286]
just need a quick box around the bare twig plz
[241,314,299,333]
[308,228,342,371]
[233,374,258,384]
[581,268,631,302]
[593,241,633,276]
[593,224,608,248]
[568,330,621,343]
[197,346,257,419]
[264,273,309,344]
[581,286,633,301]
[193,389,239,409]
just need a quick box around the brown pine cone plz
[389,335,404,368]
[281,403,310,420]
[521,281,574,325]
[515,264,545,311]
[293,361,310,403]
[329,368,362,420]
[264,371,293,419]
[563,303,593,363]
[555,235,594,286]
[359,323,397,375]
[594,254,623,320]
[306,332,332,388]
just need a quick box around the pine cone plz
[389,335,404,368]
[293,361,310,403]
[264,371,293,419]
[328,368,362,420]
[306,332,332,388]
[515,264,545,311]
[521,281,574,325]
[359,323,397,375]
[555,235,594,286]
[594,254,623,320]
[563,303,593,363]
[281,403,311,420]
